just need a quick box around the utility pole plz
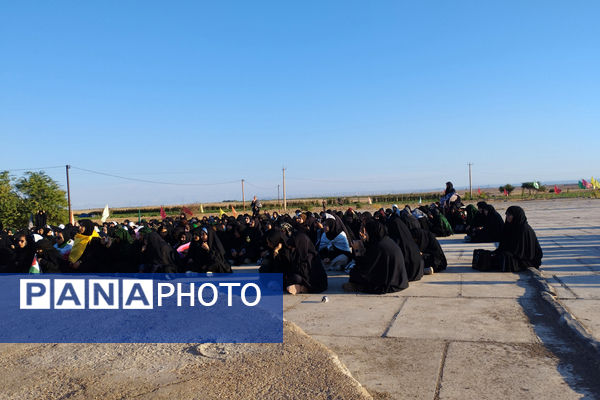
[468,162,473,198]
[241,179,245,210]
[277,184,280,207]
[65,165,72,224]
[282,167,287,211]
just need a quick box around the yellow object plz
[69,230,100,263]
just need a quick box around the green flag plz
[533,181,540,190]
[578,181,585,189]
[29,255,41,274]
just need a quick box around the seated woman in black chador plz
[260,228,328,295]
[493,206,542,272]
[410,228,447,273]
[344,219,409,294]
[186,228,232,273]
[466,203,504,243]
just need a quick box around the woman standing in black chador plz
[493,206,543,272]
[344,219,409,294]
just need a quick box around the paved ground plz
[282,198,600,399]
[1,198,599,399]
[0,321,371,400]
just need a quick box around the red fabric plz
[160,206,167,219]
[554,185,562,194]
[182,206,193,216]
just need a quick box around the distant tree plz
[15,171,68,225]
[522,182,535,195]
[498,184,515,195]
[0,171,23,228]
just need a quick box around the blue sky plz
[1,1,598,208]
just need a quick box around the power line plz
[244,181,273,191]
[70,166,240,186]
[287,176,401,184]
[1,165,65,172]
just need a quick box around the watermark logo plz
[3,273,282,343]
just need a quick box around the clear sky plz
[1,1,598,208]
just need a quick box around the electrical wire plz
[1,165,65,172]
[244,181,273,191]
[70,166,240,186]
[287,176,402,184]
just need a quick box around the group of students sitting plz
[0,198,543,295]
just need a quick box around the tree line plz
[0,171,68,228]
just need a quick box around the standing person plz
[251,196,262,217]
[35,210,47,229]
[440,182,456,209]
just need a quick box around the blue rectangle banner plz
[0,273,283,343]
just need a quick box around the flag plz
[160,206,167,219]
[504,188,508,196]
[28,214,34,229]
[477,187,481,195]
[582,179,591,189]
[182,206,193,216]
[219,208,226,217]
[418,197,422,204]
[592,177,600,189]
[231,205,238,218]
[176,242,190,254]
[367,197,372,205]
[101,204,110,223]
[578,181,585,189]
[29,254,41,274]
[554,184,562,194]
[533,181,540,190]
[200,204,204,213]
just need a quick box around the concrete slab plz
[0,322,372,400]
[439,341,586,400]
[551,274,600,299]
[284,295,405,337]
[314,335,444,400]
[460,273,538,299]
[386,297,537,343]
[561,299,600,340]
[395,273,462,298]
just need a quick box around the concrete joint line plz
[528,268,600,362]
[433,341,450,400]
[381,298,408,338]
[551,274,580,299]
